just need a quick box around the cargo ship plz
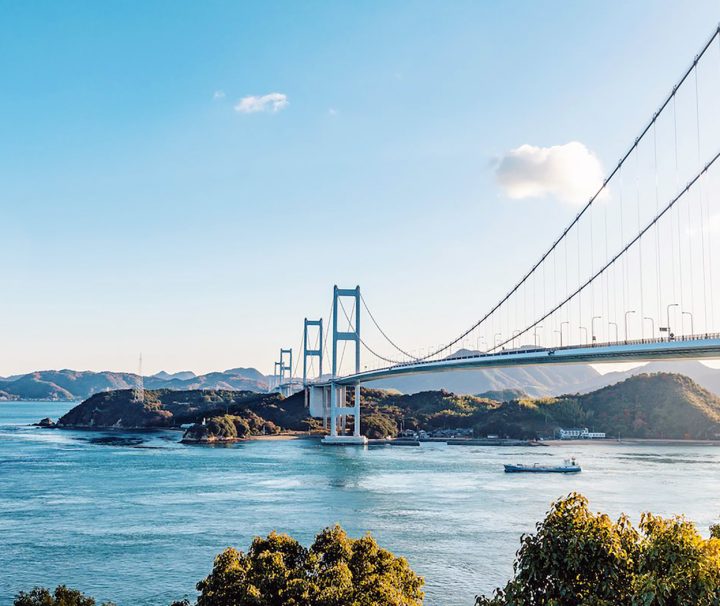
[504,457,581,473]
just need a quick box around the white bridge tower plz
[322,285,367,445]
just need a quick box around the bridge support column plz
[329,382,337,437]
[322,285,367,445]
[353,384,361,437]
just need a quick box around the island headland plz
[41,372,720,443]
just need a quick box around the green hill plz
[357,373,720,440]
[57,389,317,434]
[50,372,720,441]
[574,372,720,439]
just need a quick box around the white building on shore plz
[557,427,606,440]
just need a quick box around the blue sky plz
[1,1,719,375]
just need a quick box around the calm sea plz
[1,401,719,606]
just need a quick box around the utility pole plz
[133,353,144,404]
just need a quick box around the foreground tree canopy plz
[476,492,720,606]
[15,501,720,606]
[195,524,424,606]
[13,586,114,606]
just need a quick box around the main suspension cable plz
[365,25,720,364]
[491,148,720,353]
[360,294,419,360]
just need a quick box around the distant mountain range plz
[2,359,720,401]
[0,368,268,401]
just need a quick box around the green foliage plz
[577,373,720,439]
[635,513,720,605]
[13,586,115,606]
[476,493,720,606]
[361,413,398,438]
[196,525,424,606]
[183,413,282,442]
[358,388,497,432]
[476,388,527,402]
[359,376,715,440]
[59,388,322,433]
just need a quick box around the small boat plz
[504,457,581,473]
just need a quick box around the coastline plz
[181,431,323,444]
[543,438,720,447]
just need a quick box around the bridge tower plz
[302,318,323,385]
[269,361,281,392]
[323,285,367,445]
[278,348,293,396]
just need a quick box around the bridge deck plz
[317,334,720,386]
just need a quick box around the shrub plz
[14,586,115,606]
[196,525,424,606]
[476,493,720,606]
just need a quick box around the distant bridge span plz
[331,335,720,386]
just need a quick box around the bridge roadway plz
[322,334,720,386]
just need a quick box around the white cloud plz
[234,92,288,114]
[328,108,338,116]
[213,90,226,100]
[495,141,604,205]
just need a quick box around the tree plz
[196,524,424,606]
[361,413,398,439]
[635,512,720,605]
[476,493,720,606]
[14,586,115,606]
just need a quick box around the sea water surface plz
[2,401,720,606]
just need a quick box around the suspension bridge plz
[270,26,720,444]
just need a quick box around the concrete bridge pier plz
[322,382,366,445]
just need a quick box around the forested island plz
[43,372,720,442]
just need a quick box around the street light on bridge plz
[591,316,602,343]
[533,325,543,347]
[609,321,619,342]
[644,316,655,338]
[682,311,694,335]
[624,310,636,342]
[494,333,502,349]
[560,321,569,347]
[665,303,679,340]
[579,326,588,345]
